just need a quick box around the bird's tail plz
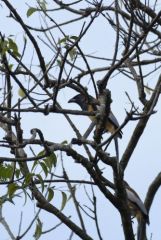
[137,215,148,240]
[114,137,119,161]
[114,137,121,174]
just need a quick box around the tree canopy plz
[0,1,161,239]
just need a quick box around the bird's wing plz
[126,189,148,217]
[108,111,120,129]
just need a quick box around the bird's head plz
[68,94,83,104]
[68,94,88,110]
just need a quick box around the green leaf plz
[57,59,62,67]
[40,162,48,177]
[39,0,47,11]
[15,169,21,178]
[47,188,54,202]
[60,192,67,211]
[8,183,19,199]
[36,174,45,192]
[5,166,13,179]
[37,149,45,158]
[8,38,20,57]
[58,36,69,45]
[23,173,34,186]
[0,164,14,181]
[31,160,39,172]
[34,218,42,240]
[9,64,13,70]
[61,140,68,145]
[70,36,78,41]
[0,39,8,56]
[69,47,77,61]
[0,194,15,206]
[18,88,26,98]
[45,152,57,171]
[27,7,37,17]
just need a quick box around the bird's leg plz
[137,218,147,240]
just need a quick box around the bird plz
[125,181,149,225]
[68,93,122,138]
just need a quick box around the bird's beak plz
[68,97,75,103]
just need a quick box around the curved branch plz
[2,0,50,86]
